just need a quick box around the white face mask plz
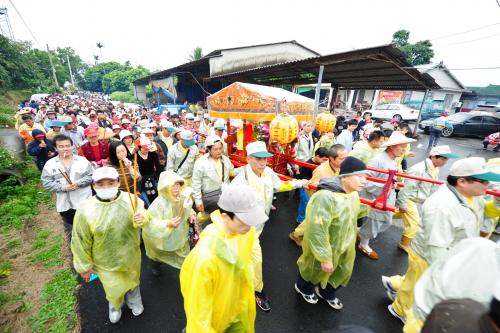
[95,187,119,200]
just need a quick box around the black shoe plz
[151,261,161,277]
[255,291,271,312]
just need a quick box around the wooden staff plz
[119,160,135,211]
[133,154,138,210]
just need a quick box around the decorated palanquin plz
[207,82,315,174]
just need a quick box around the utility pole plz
[46,44,59,90]
[313,65,324,120]
[66,54,75,86]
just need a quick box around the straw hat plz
[381,131,416,147]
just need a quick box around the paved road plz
[77,134,498,333]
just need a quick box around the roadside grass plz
[0,144,77,332]
[0,89,34,126]
[29,270,77,333]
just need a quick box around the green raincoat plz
[297,177,367,289]
[71,192,144,308]
[143,171,195,269]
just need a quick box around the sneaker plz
[109,305,122,324]
[129,302,144,316]
[294,283,318,304]
[289,232,303,247]
[388,304,406,324]
[125,288,144,316]
[314,286,343,310]
[381,276,397,301]
[255,291,271,312]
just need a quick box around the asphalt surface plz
[76,134,499,333]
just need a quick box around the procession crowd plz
[14,92,500,333]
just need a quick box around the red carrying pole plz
[230,159,396,212]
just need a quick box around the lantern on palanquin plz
[269,114,298,144]
[315,112,336,133]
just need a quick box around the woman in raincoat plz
[142,171,196,275]
[180,182,268,333]
[71,166,146,324]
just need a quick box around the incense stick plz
[119,160,135,211]
[133,154,138,211]
[58,168,72,184]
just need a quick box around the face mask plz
[95,187,119,200]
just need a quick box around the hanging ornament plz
[270,114,299,144]
[315,112,337,133]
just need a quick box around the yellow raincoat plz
[297,178,367,289]
[143,171,195,269]
[71,192,145,308]
[180,210,256,333]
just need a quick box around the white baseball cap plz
[214,119,226,130]
[205,135,222,147]
[186,113,195,120]
[429,145,459,159]
[119,130,133,141]
[121,118,131,124]
[112,124,121,130]
[203,113,211,119]
[217,183,268,226]
[449,157,500,181]
[180,130,195,146]
[141,128,155,135]
[193,116,200,122]
[92,166,119,183]
[246,141,273,158]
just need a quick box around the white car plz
[365,103,420,121]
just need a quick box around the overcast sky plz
[3,0,500,87]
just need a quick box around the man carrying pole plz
[393,145,459,253]
[231,141,307,312]
[381,157,500,326]
[358,132,415,259]
[294,157,368,310]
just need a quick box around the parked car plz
[366,103,419,121]
[419,111,500,138]
[470,104,500,116]
[404,100,445,120]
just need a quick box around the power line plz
[434,33,500,46]
[7,0,39,44]
[429,21,500,41]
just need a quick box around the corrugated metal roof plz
[134,44,440,91]
[210,44,440,91]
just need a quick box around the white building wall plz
[209,43,318,77]
[426,68,462,90]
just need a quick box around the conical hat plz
[382,131,416,147]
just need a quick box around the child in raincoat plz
[142,171,196,275]
[180,182,268,333]
[71,167,146,324]
[295,157,368,310]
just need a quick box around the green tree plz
[187,47,203,62]
[81,62,126,92]
[392,30,434,66]
[102,66,150,93]
[0,35,54,91]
